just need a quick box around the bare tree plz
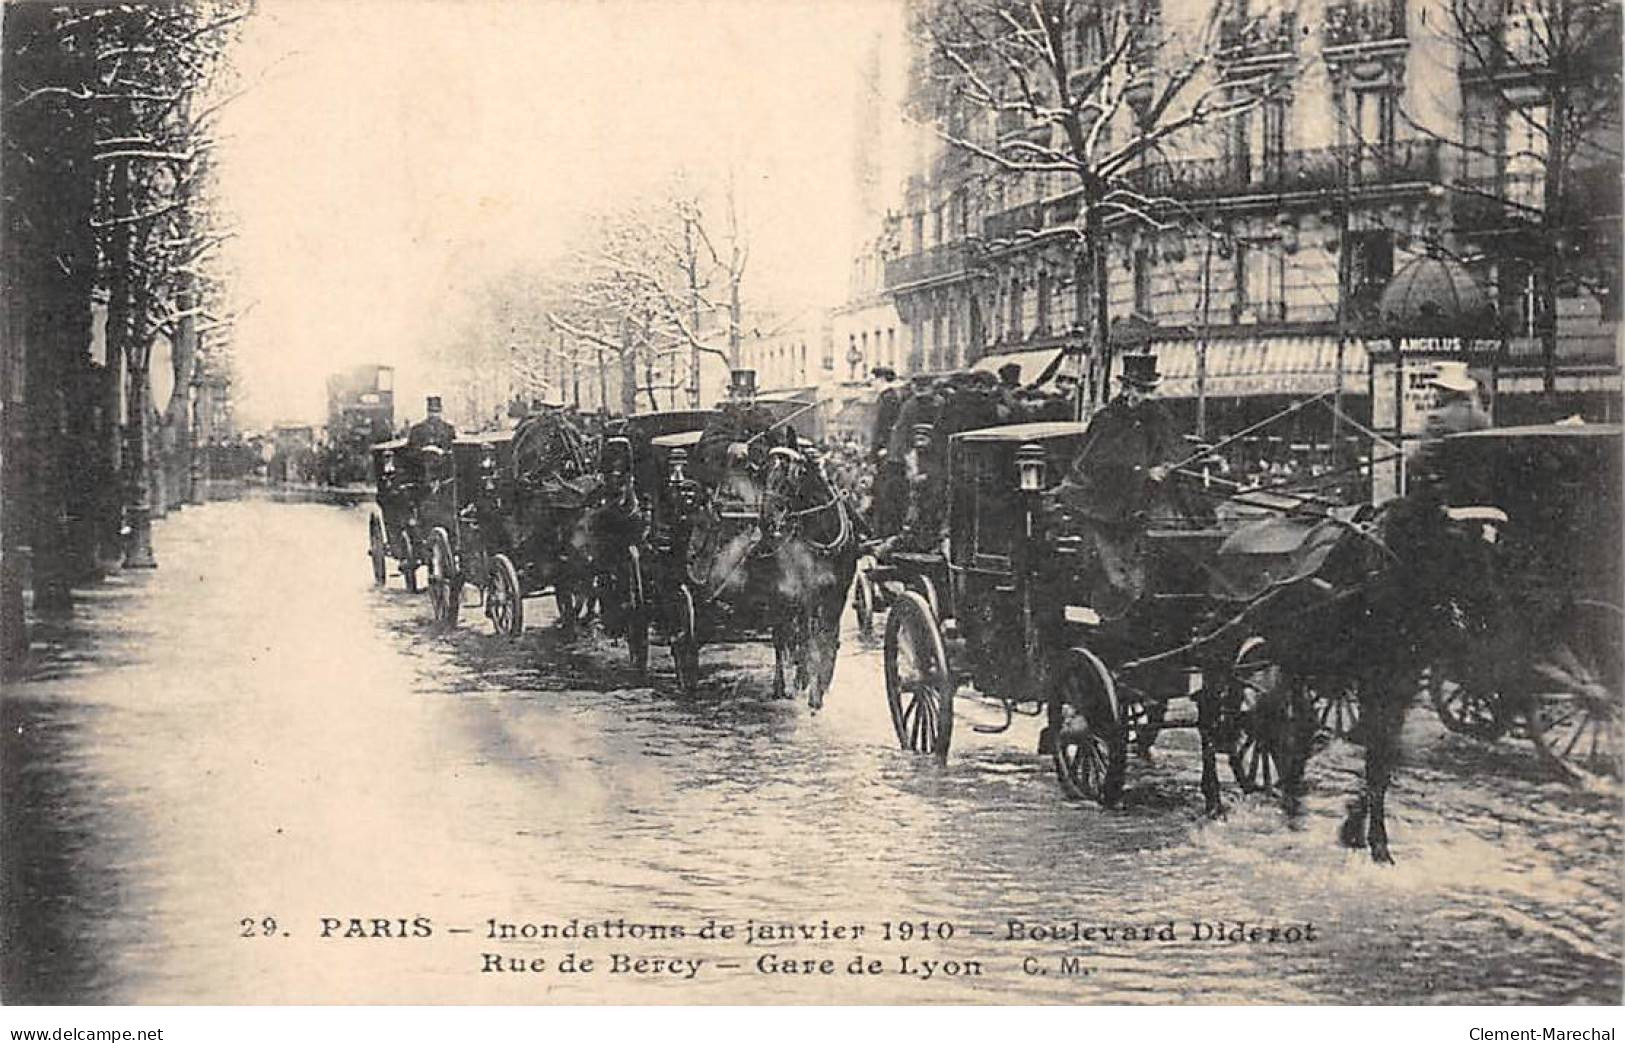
[81,2,249,565]
[543,177,754,411]
[1424,0,1622,396]
[910,0,1272,407]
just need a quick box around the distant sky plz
[214,0,909,426]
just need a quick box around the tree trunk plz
[1085,184,1110,414]
[618,327,638,416]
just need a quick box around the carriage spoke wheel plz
[427,527,461,630]
[485,553,523,638]
[1313,680,1364,742]
[400,533,420,593]
[1227,639,1313,794]
[1525,601,1622,783]
[853,565,877,636]
[670,585,701,696]
[1051,648,1125,806]
[623,554,649,675]
[368,514,387,586]
[1426,669,1507,742]
[883,591,953,761]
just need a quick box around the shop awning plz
[1147,336,1371,399]
[970,346,1078,385]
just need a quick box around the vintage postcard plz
[1,0,1620,1012]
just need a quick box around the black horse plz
[1247,486,1511,863]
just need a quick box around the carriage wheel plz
[671,585,701,696]
[486,553,524,638]
[400,533,421,593]
[1525,601,1622,783]
[1313,679,1363,742]
[882,591,954,761]
[427,527,461,630]
[623,553,649,675]
[908,575,941,623]
[1051,647,1126,806]
[368,514,387,587]
[853,566,877,635]
[1426,669,1507,742]
[1226,638,1314,793]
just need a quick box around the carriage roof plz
[455,430,515,447]
[952,420,1089,444]
[1443,422,1624,442]
[650,429,705,450]
[627,409,717,440]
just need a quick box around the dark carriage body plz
[588,410,720,675]
[878,416,1342,805]
[1433,423,1623,609]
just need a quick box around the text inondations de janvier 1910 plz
[238,914,1321,983]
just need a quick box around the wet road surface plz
[3,499,1620,1003]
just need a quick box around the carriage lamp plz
[602,436,632,478]
[480,444,498,492]
[1016,443,1046,493]
[381,450,396,476]
[668,447,689,485]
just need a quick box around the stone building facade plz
[872,0,1621,438]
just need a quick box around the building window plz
[1234,239,1285,322]
[1133,248,1154,317]
[947,307,960,368]
[1350,88,1396,177]
[1503,101,1549,211]
[1231,96,1288,187]
[930,303,945,370]
[887,328,896,369]
[1346,230,1394,319]
[1036,269,1052,334]
[1009,276,1025,341]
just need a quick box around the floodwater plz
[3,499,1619,1004]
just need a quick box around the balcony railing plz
[982,200,1046,241]
[1323,0,1406,48]
[1218,10,1297,63]
[1126,140,1441,200]
[883,241,975,289]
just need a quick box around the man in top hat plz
[1423,361,1490,441]
[1051,352,1182,613]
[407,395,457,450]
[694,368,779,490]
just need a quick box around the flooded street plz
[3,498,1619,1004]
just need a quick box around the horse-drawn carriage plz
[368,437,426,591]
[589,409,718,677]
[410,413,599,636]
[592,401,858,703]
[878,420,1310,806]
[1421,422,1622,781]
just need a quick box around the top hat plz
[426,395,444,413]
[997,362,1023,384]
[728,369,757,399]
[1117,354,1161,389]
[1428,360,1478,396]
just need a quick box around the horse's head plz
[1376,491,1512,658]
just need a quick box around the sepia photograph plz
[1,0,1620,1014]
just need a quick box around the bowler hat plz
[1117,354,1161,388]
